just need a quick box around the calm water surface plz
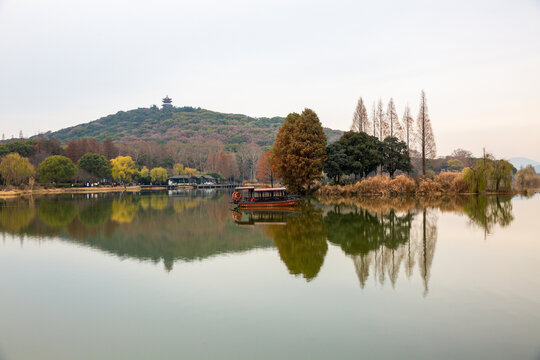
[0,191,539,360]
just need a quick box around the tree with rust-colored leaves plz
[272,109,327,193]
[415,90,436,176]
[256,150,276,187]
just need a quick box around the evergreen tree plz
[415,90,436,176]
[323,142,347,183]
[381,137,412,177]
[272,109,327,193]
[339,131,382,179]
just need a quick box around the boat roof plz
[254,187,287,192]
[235,186,255,190]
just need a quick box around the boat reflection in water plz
[232,208,299,226]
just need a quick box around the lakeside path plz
[0,186,153,198]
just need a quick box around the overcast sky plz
[1,0,539,159]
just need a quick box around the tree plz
[338,131,382,179]
[215,149,234,180]
[376,99,387,140]
[0,153,35,186]
[110,156,137,187]
[386,98,402,139]
[78,153,112,180]
[103,138,118,160]
[323,142,348,183]
[371,102,378,138]
[66,139,88,163]
[38,155,77,183]
[415,90,436,176]
[138,166,151,184]
[150,167,168,185]
[514,166,540,189]
[272,109,327,193]
[447,158,464,172]
[463,159,493,193]
[256,150,276,187]
[351,97,370,133]
[451,148,474,168]
[490,160,513,192]
[402,105,414,151]
[381,137,412,178]
[173,163,185,175]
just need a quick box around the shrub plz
[389,175,416,194]
[417,178,442,194]
[355,175,391,195]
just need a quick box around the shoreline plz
[0,186,148,198]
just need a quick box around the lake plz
[1,191,539,360]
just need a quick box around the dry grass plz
[317,172,474,198]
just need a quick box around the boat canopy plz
[235,186,255,191]
[254,187,287,192]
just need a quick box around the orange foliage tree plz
[256,150,276,187]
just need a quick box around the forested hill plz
[41,106,343,150]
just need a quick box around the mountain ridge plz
[38,106,343,151]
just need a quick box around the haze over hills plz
[39,106,343,151]
[508,157,540,173]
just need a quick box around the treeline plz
[349,91,435,176]
[0,137,270,186]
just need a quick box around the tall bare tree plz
[376,99,386,140]
[371,102,378,138]
[415,90,436,176]
[402,105,414,151]
[351,97,370,133]
[386,98,402,139]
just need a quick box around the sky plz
[1,0,539,159]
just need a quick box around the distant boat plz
[231,186,300,209]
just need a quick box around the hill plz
[41,106,343,150]
[508,157,540,173]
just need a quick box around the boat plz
[231,186,300,209]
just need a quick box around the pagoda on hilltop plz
[162,95,173,108]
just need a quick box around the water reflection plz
[0,193,515,290]
[264,204,327,281]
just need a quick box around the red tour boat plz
[231,187,300,209]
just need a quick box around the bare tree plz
[451,148,474,167]
[386,98,402,139]
[415,90,436,176]
[377,99,386,140]
[371,102,378,138]
[351,97,371,133]
[402,105,414,151]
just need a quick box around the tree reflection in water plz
[463,195,514,237]
[0,193,516,287]
[324,205,419,289]
[263,204,327,281]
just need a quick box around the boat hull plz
[236,199,300,209]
